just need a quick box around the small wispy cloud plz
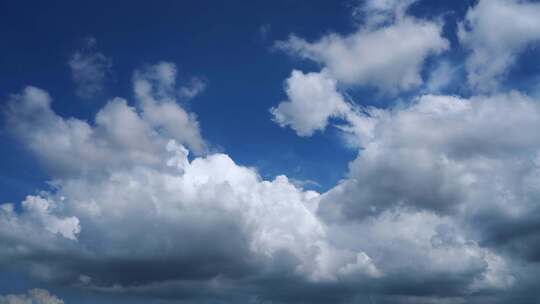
[259,23,271,40]
[68,36,112,99]
[178,76,207,100]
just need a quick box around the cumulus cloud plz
[0,289,64,304]
[270,70,350,136]
[270,70,379,145]
[276,13,448,94]
[134,62,207,154]
[320,92,540,221]
[4,62,206,179]
[5,3,540,302]
[269,65,540,301]
[313,92,540,301]
[264,2,540,300]
[458,0,540,92]
[1,67,385,302]
[3,69,535,303]
[68,37,112,99]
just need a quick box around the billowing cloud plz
[316,92,540,301]
[270,70,350,136]
[0,289,64,304]
[133,62,207,154]
[276,13,448,94]
[270,57,540,302]
[1,65,385,302]
[4,2,540,302]
[458,0,540,91]
[270,69,377,147]
[4,62,206,180]
[2,66,535,303]
[68,37,112,99]
[320,92,540,221]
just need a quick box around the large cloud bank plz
[3,0,540,303]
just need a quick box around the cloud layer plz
[0,289,64,304]
[3,0,540,303]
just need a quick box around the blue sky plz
[0,0,366,201]
[2,0,540,303]
[0,1,484,202]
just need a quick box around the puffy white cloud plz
[310,92,540,299]
[276,16,448,93]
[0,289,64,304]
[1,80,384,296]
[270,70,378,144]
[458,0,540,91]
[2,84,524,303]
[5,60,540,302]
[273,90,540,300]
[276,90,540,301]
[5,62,206,179]
[0,137,381,288]
[68,37,112,99]
[19,196,80,240]
[4,0,540,302]
[270,70,350,136]
[134,62,207,154]
[272,1,450,140]
[320,92,540,221]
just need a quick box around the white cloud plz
[276,16,448,94]
[0,135,381,286]
[320,92,540,222]
[5,62,206,179]
[308,92,540,297]
[178,77,207,100]
[354,0,418,27]
[20,196,80,240]
[425,60,457,93]
[1,83,525,301]
[458,0,540,92]
[0,289,64,304]
[266,89,540,297]
[5,57,540,302]
[270,70,350,136]
[327,209,514,293]
[270,70,378,144]
[1,76,385,294]
[68,37,112,99]
[134,62,207,154]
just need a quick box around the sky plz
[1,0,540,303]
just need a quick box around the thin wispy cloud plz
[68,37,112,99]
